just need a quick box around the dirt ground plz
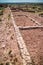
[12,11,43,26]
[20,29,43,65]
[12,10,43,65]
[0,8,22,64]
[0,7,43,65]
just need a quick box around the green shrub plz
[0,7,4,10]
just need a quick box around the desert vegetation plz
[10,3,43,14]
[39,12,43,17]
[0,3,43,65]
[0,7,4,25]
[0,6,4,15]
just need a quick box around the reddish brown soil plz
[0,8,43,65]
[28,13,43,25]
[12,11,37,26]
[12,10,43,65]
[20,29,43,65]
[12,11,43,26]
[0,8,22,64]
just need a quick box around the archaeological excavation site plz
[0,4,43,65]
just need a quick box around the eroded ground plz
[0,4,43,65]
[0,8,22,65]
[12,10,43,65]
[20,29,43,65]
[12,11,43,26]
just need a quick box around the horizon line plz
[0,2,43,4]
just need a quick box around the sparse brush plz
[32,59,35,65]
[8,50,12,55]
[8,14,11,20]
[0,10,3,15]
[0,18,2,24]
[39,12,43,17]
[0,63,3,65]
[6,62,9,65]
[0,19,2,21]
[0,7,4,10]
[6,22,13,28]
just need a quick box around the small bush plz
[0,19,2,21]
[0,10,3,15]
[6,62,9,65]
[8,14,11,20]
[8,50,12,55]
[0,18,2,24]
[39,13,43,17]
[0,63,3,65]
